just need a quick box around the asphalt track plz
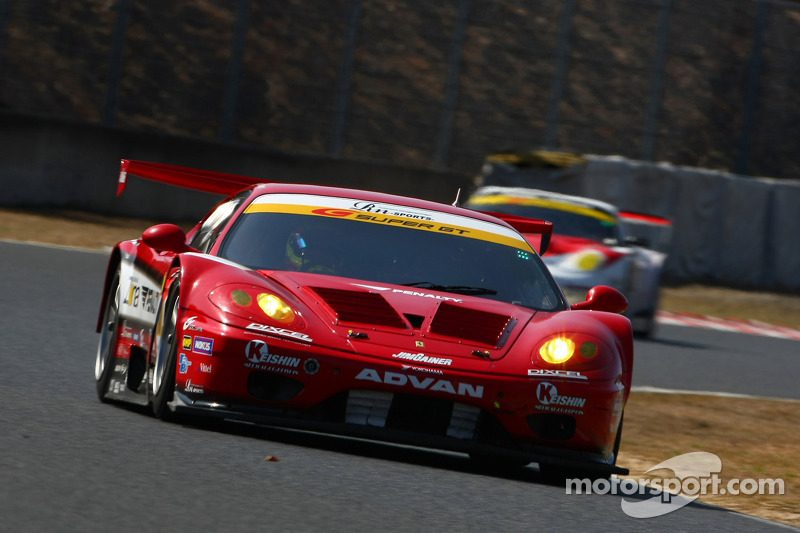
[0,241,795,532]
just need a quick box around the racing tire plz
[151,279,180,420]
[95,268,121,402]
[633,312,657,338]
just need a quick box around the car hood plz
[261,270,541,364]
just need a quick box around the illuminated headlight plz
[567,250,606,271]
[257,293,295,323]
[538,336,576,364]
[209,284,299,326]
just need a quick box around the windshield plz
[219,194,565,311]
[466,197,620,242]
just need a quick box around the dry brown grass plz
[0,208,189,249]
[620,392,800,527]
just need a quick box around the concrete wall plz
[0,112,469,223]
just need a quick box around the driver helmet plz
[286,230,340,274]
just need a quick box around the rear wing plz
[618,211,672,252]
[618,211,672,227]
[116,159,267,197]
[476,210,553,255]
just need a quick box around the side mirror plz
[570,285,628,314]
[141,224,189,253]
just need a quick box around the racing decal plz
[355,368,483,398]
[351,283,463,303]
[246,323,313,343]
[350,201,433,221]
[182,335,192,350]
[244,194,533,251]
[118,261,162,326]
[179,353,192,374]
[244,340,302,374]
[469,195,617,224]
[184,379,204,394]
[183,316,203,332]
[527,369,588,381]
[199,362,213,374]
[400,365,444,375]
[192,337,214,356]
[535,381,586,415]
[392,352,453,366]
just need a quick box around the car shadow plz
[108,402,746,519]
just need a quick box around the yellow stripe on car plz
[244,203,534,252]
[469,195,617,224]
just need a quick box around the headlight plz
[535,335,603,367]
[538,336,576,364]
[257,293,295,323]
[209,284,298,325]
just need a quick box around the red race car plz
[95,160,633,477]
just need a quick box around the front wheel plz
[151,280,180,420]
[95,269,121,402]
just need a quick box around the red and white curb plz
[657,310,800,341]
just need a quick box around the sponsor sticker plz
[535,381,586,415]
[182,335,192,350]
[352,283,463,303]
[199,362,213,374]
[527,369,588,381]
[246,323,313,343]
[355,368,483,398]
[244,340,302,374]
[184,379,204,394]
[183,316,203,332]
[392,352,453,366]
[123,277,160,315]
[400,364,444,375]
[351,201,433,221]
[179,353,192,374]
[192,337,214,356]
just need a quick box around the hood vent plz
[429,303,512,347]
[310,287,408,329]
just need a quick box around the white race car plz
[466,186,671,336]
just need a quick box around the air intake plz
[429,303,511,346]
[310,287,408,329]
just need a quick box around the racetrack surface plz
[0,241,793,532]
[636,325,800,400]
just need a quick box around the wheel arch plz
[96,246,122,333]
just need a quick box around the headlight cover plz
[209,284,299,325]
[539,336,576,364]
[534,334,604,369]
